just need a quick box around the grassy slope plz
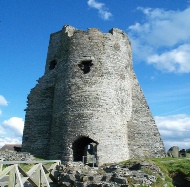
[150,157,190,187]
[120,157,190,187]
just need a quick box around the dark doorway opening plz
[72,137,97,163]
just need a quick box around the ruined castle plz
[22,25,165,164]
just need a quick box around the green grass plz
[150,157,190,186]
[151,157,190,179]
[120,157,190,186]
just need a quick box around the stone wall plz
[128,72,165,158]
[23,83,55,158]
[22,25,165,164]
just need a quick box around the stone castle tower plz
[22,25,165,164]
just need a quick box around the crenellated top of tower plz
[45,25,132,74]
[50,25,130,40]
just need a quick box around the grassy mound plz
[151,157,190,187]
[120,157,190,187]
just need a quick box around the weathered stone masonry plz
[22,25,165,164]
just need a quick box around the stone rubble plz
[0,151,34,161]
[57,160,166,187]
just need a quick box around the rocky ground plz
[0,151,34,161]
[57,160,167,187]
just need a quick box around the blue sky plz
[0,0,190,151]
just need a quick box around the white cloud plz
[129,7,190,47]
[0,137,21,148]
[0,95,8,106]
[0,110,2,115]
[2,117,24,137]
[0,117,24,148]
[87,0,112,20]
[155,114,190,150]
[128,7,190,73]
[148,44,190,73]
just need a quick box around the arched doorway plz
[72,137,98,163]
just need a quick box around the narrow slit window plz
[78,60,93,74]
[49,60,57,70]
